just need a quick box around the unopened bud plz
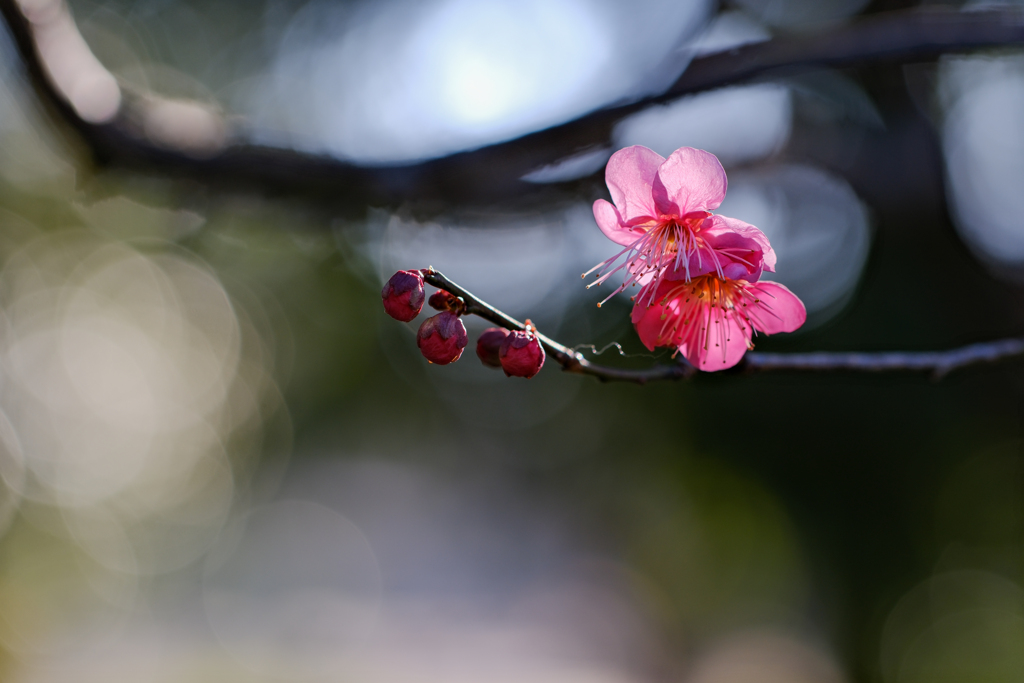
[382,270,425,322]
[476,327,510,368]
[499,330,545,378]
[428,289,462,313]
[417,311,468,365]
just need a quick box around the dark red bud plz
[428,289,462,312]
[382,270,425,322]
[476,327,510,368]
[499,330,545,378]
[417,311,468,365]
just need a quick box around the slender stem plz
[422,269,695,383]
[3,1,1024,205]
[423,270,1024,383]
[747,339,1024,379]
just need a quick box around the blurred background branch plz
[3,0,1024,207]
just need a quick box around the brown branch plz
[423,270,1024,383]
[423,269,695,383]
[4,1,1024,206]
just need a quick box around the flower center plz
[660,274,742,312]
[656,211,709,251]
[652,275,760,364]
[583,210,715,307]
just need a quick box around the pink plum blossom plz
[585,146,775,307]
[631,275,806,371]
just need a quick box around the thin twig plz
[3,1,1024,205]
[423,269,696,383]
[424,270,1024,383]
[747,338,1024,379]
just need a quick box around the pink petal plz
[690,215,777,281]
[630,286,671,352]
[669,242,759,282]
[652,147,727,216]
[605,146,664,223]
[679,305,751,372]
[703,215,776,273]
[658,216,775,283]
[631,295,669,351]
[673,244,721,280]
[593,199,641,246]
[631,280,686,350]
[630,281,659,322]
[745,281,806,334]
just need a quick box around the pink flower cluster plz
[381,270,545,378]
[588,145,806,371]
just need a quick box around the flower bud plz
[428,289,462,312]
[476,327,510,368]
[417,311,468,365]
[499,330,545,378]
[381,270,425,322]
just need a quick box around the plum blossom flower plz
[585,146,775,307]
[632,275,806,371]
